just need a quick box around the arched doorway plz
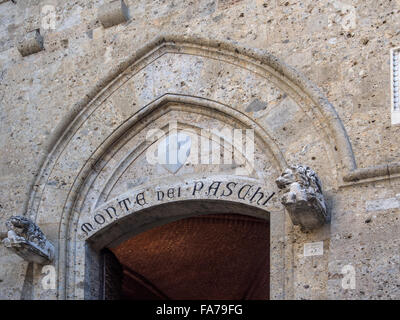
[26,36,349,300]
[82,193,274,300]
[102,213,269,300]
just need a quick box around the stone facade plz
[0,0,399,300]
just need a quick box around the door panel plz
[103,214,270,300]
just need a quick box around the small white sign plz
[304,241,324,257]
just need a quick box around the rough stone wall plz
[0,0,399,300]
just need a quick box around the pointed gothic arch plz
[25,35,355,299]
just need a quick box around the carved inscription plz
[80,179,275,238]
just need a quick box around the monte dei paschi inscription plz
[79,178,276,239]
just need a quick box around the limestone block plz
[98,0,129,28]
[17,29,44,57]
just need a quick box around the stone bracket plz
[1,216,54,264]
[276,165,329,231]
[98,0,129,28]
[17,29,44,57]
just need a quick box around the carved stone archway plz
[79,176,280,300]
[24,35,354,300]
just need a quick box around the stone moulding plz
[1,216,54,264]
[17,29,44,57]
[87,96,286,208]
[27,34,356,212]
[342,162,400,183]
[24,34,397,188]
[98,0,129,28]
[276,165,329,230]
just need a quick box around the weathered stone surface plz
[98,0,129,28]
[1,0,400,301]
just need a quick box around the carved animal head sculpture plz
[275,165,328,230]
[5,216,46,247]
[276,165,323,194]
[2,216,55,264]
[6,216,31,231]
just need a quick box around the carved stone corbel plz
[1,216,54,264]
[275,165,329,231]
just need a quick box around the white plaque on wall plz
[303,241,324,257]
[391,47,400,125]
